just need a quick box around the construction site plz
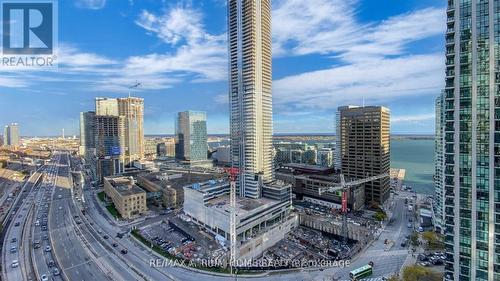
[130,165,385,271]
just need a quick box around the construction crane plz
[128,81,142,98]
[225,167,239,270]
[318,173,389,245]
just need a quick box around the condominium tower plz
[118,97,145,165]
[442,1,500,280]
[336,106,391,206]
[228,0,273,198]
[434,93,445,232]
[3,123,19,147]
[95,97,144,166]
[94,115,125,181]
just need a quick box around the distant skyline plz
[0,0,446,136]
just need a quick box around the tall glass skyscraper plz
[3,123,19,147]
[228,0,273,199]
[175,111,208,165]
[443,0,500,280]
[79,111,96,161]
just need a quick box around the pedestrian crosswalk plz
[340,277,386,281]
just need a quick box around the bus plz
[349,262,374,280]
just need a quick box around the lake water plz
[208,138,436,195]
[391,139,435,194]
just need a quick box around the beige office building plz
[103,176,147,219]
[336,106,390,206]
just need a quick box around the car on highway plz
[407,223,412,228]
[10,246,17,253]
[11,260,19,268]
[121,249,128,254]
[45,246,51,252]
[58,206,63,210]
[112,242,118,247]
[53,268,60,276]
[40,274,48,281]
[48,260,55,267]
[14,221,20,227]
[11,237,17,243]
[103,235,109,239]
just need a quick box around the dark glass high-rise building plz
[175,111,208,166]
[336,106,391,206]
[79,111,96,161]
[442,0,500,280]
[3,123,19,147]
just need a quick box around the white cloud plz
[133,6,227,82]
[214,94,229,105]
[76,0,106,10]
[272,0,362,57]
[392,113,435,123]
[136,8,205,45]
[272,1,445,61]
[274,54,444,109]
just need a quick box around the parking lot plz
[417,251,446,268]
[138,217,225,263]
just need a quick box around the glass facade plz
[443,0,500,280]
[175,111,208,163]
[435,92,445,231]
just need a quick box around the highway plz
[2,168,43,281]
[32,153,64,281]
[50,152,146,281]
[3,152,411,281]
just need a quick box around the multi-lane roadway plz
[2,152,412,281]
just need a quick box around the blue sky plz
[0,0,446,136]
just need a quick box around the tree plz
[374,210,387,221]
[421,231,444,250]
[410,232,419,247]
[401,265,442,281]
